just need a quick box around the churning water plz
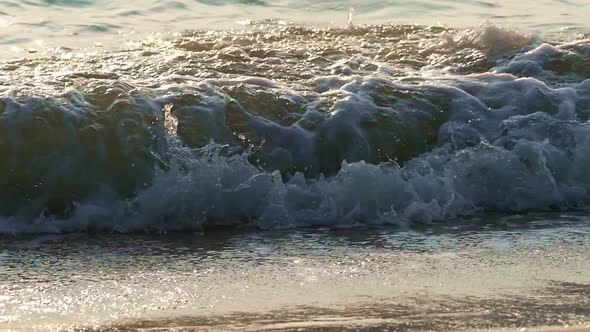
[2,3,590,232]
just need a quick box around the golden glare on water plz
[0,217,589,331]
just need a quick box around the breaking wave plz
[2,23,590,234]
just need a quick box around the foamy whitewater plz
[1,0,590,234]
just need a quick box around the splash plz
[346,7,355,28]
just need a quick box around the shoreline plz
[2,214,588,331]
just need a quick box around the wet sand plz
[98,292,590,331]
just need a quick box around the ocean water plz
[0,0,589,57]
[1,0,590,330]
[3,14,590,232]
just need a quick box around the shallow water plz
[1,214,589,330]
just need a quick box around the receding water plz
[1,214,589,331]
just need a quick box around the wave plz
[1,23,590,234]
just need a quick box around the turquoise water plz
[1,0,589,56]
